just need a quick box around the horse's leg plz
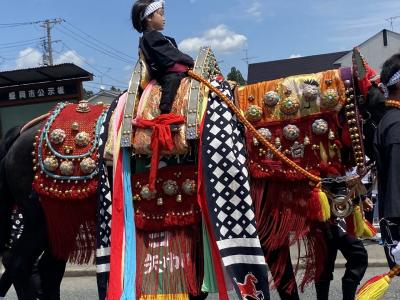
[4,124,48,299]
[38,250,66,300]
[0,269,13,297]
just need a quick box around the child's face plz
[146,8,165,31]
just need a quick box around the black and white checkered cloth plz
[201,80,270,299]
[96,96,118,300]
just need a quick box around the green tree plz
[110,86,121,93]
[227,67,246,86]
[83,88,94,100]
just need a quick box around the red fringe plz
[300,227,327,292]
[40,196,96,263]
[251,179,327,294]
[135,226,203,298]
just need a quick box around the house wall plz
[0,101,59,137]
[335,30,400,72]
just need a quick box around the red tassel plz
[135,226,203,298]
[308,188,323,222]
[40,196,96,263]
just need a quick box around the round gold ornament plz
[280,97,300,115]
[80,157,96,174]
[43,156,59,172]
[245,105,263,122]
[60,160,74,176]
[75,131,90,147]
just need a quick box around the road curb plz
[63,259,390,277]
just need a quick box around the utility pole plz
[40,18,63,66]
[386,16,400,31]
[242,48,256,66]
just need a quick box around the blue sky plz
[1,0,399,92]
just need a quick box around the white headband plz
[383,70,400,98]
[140,0,164,21]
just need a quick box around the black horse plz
[0,122,68,299]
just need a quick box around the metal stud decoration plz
[80,157,96,174]
[60,160,74,176]
[312,119,329,135]
[245,105,263,122]
[50,129,66,145]
[76,100,91,113]
[71,121,79,131]
[263,91,280,107]
[302,81,320,101]
[253,127,272,146]
[140,184,157,200]
[182,179,196,195]
[43,156,59,172]
[280,97,300,115]
[321,89,339,108]
[283,124,300,141]
[162,180,179,196]
[75,131,91,147]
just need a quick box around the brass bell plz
[71,122,79,131]
[176,194,182,203]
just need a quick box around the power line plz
[242,48,256,66]
[0,37,44,46]
[62,20,135,62]
[61,42,128,87]
[386,16,400,31]
[0,20,42,28]
[56,26,134,64]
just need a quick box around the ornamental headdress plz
[382,70,400,98]
[140,0,164,20]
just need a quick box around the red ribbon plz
[134,113,185,190]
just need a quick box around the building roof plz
[0,63,93,88]
[86,89,121,103]
[247,51,349,84]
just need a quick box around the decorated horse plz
[235,59,378,299]
[0,47,272,300]
[0,44,375,300]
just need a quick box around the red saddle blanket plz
[32,102,107,201]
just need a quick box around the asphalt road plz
[4,266,400,299]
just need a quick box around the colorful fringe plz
[356,274,390,300]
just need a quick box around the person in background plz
[373,53,400,268]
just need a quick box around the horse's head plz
[247,272,258,283]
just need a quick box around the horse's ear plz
[352,47,380,99]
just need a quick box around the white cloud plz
[15,48,42,69]
[289,54,302,59]
[123,65,132,71]
[54,50,84,67]
[245,0,263,21]
[179,25,247,54]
